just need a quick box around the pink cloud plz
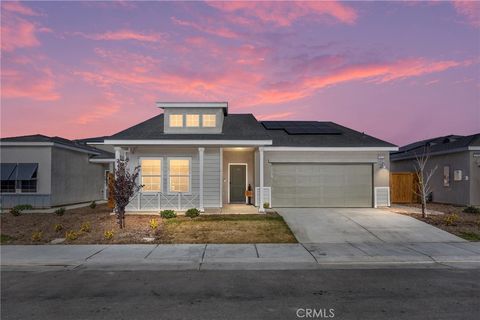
[1,1,39,16]
[2,66,60,101]
[453,1,480,27]
[257,111,295,120]
[75,103,120,124]
[74,30,163,42]
[171,16,239,38]
[206,1,358,26]
[1,16,40,52]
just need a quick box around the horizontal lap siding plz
[203,148,221,207]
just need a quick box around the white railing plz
[126,192,199,211]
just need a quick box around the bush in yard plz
[55,207,66,216]
[263,202,270,209]
[160,209,176,219]
[10,204,33,216]
[80,222,91,233]
[65,230,78,241]
[444,213,460,226]
[104,230,114,240]
[89,201,97,209]
[185,208,200,218]
[31,231,43,242]
[149,218,159,230]
[463,206,480,214]
[54,224,63,232]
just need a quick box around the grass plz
[0,204,297,244]
[458,231,480,241]
[160,214,296,244]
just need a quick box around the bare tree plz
[112,158,142,229]
[414,147,437,218]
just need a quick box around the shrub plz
[80,222,91,233]
[263,202,270,209]
[65,230,78,241]
[185,208,200,218]
[444,213,460,226]
[160,209,176,219]
[55,207,66,216]
[54,224,63,232]
[463,206,480,214]
[149,218,159,230]
[10,204,33,216]
[10,207,21,217]
[31,231,43,242]
[104,230,114,240]
[89,201,97,209]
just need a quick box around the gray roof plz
[391,133,480,161]
[0,134,114,158]
[109,114,271,141]
[107,113,395,148]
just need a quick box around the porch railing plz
[126,192,199,211]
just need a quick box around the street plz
[2,268,479,320]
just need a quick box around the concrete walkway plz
[2,242,479,271]
[278,208,465,243]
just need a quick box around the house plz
[0,135,114,208]
[89,102,397,212]
[390,134,480,206]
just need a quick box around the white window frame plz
[169,114,184,127]
[167,157,192,194]
[140,157,163,193]
[202,114,216,127]
[186,114,200,127]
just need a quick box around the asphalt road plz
[2,269,479,320]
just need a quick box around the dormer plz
[157,102,227,134]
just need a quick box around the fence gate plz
[390,172,418,203]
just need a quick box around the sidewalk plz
[2,242,480,271]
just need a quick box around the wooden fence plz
[390,172,419,204]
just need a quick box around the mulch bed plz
[0,204,296,244]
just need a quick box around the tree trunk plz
[117,207,125,229]
[421,198,426,218]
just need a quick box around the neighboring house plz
[88,102,397,212]
[390,134,480,206]
[0,135,114,208]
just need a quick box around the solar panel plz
[262,121,342,135]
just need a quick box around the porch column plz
[199,147,205,212]
[259,147,265,213]
[114,147,121,170]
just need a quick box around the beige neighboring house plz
[84,102,398,212]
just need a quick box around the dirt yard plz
[0,204,297,244]
[389,203,480,241]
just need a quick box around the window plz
[141,159,162,192]
[169,114,183,127]
[443,166,450,187]
[186,114,200,127]
[202,114,216,127]
[21,180,37,193]
[169,158,190,193]
[0,180,15,193]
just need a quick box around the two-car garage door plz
[271,163,373,207]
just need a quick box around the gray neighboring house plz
[89,102,397,212]
[0,135,114,208]
[390,134,480,206]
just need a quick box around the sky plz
[1,0,479,146]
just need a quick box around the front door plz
[229,164,246,203]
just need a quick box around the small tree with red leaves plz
[112,158,142,229]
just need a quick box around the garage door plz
[271,164,373,207]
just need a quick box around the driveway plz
[277,208,466,244]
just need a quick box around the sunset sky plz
[1,1,479,146]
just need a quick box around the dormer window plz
[186,114,200,127]
[203,114,216,127]
[169,114,183,127]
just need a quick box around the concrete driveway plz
[277,208,466,244]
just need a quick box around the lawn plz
[389,203,480,241]
[0,204,297,244]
